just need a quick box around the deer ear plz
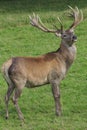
[55,32,61,37]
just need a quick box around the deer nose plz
[73,35,77,39]
[72,35,77,41]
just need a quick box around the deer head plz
[29,6,83,47]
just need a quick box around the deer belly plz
[25,76,48,88]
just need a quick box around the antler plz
[29,13,63,34]
[68,6,83,31]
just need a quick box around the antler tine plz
[75,6,79,14]
[68,6,83,30]
[68,5,75,13]
[57,17,63,32]
[79,10,83,22]
[29,13,39,27]
[37,15,51,32]
[29,13,59,33]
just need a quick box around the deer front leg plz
[51,82,61,116]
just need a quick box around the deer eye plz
[63,34,67,38]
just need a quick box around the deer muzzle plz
[72,35,77,42]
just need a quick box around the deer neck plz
[57,41,77,69]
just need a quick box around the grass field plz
[0,0,87,130]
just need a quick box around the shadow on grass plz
[0,0,87,13]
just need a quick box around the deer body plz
[2,6,83,120]
[3,43,76,88]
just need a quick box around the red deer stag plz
[2,6,83,120]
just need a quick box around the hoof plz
[19,115,24,121]
[5,116,8,119]
[56,112,61,116]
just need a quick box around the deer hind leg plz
[11,79,26,120]
[12,88,24,120]
[5,84,15,119]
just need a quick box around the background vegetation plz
[0,0,87,130]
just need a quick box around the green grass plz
[0,0,87,130]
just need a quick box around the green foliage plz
[0,0,87,130]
